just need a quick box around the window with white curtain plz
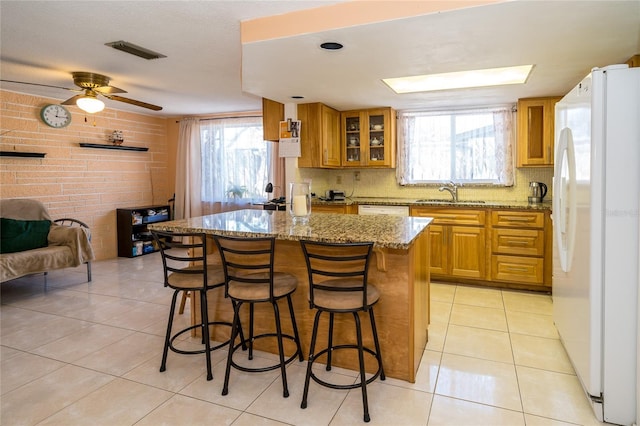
[397,106,514,186]
[200,117,272,202]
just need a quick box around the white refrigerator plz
[552,64,639,425]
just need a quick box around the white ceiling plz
[1,1,639,117]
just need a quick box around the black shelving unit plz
[117,205,170,257]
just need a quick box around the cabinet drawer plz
[313,204,351,214]
[491,255,544,285]
[491,210,544,228]
[411,208,485,226]
[492,228,544,256]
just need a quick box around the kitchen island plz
[148,209,432,382]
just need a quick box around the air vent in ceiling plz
[105,40,167,60]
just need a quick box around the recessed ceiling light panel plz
[383,65,534,94]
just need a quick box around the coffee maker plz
[528,181,548,204]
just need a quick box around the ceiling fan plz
[1,71,162,112]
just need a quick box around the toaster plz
[325,190,346,201]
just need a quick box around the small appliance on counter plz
[263,196,286,211]
[321,190,346,201]
[528,181,547,204]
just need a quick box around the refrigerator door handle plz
[553,127,577,272]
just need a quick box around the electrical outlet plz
[354,171,361,181]
[336,175,342,185]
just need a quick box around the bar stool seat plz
[227,272,297,300]
[213,235,303,398]
[311,279,381,310]
[299,240,385,423]
[152,230,237,381]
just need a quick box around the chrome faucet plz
[438,181,459,202]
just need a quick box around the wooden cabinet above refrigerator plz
[516,96,561,167]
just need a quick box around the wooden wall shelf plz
[79,143,149,152]
[0,151,46,158]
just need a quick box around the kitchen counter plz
[148,209,432,382]
[313,197,552,211]
[148,209,430,250]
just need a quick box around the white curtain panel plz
[199,116,268,214]
[175,117,202,220]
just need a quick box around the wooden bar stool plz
[152,230,237,381]
[299,240,385,423]
[213,235,303,398]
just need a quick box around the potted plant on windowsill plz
[227,184,247,199]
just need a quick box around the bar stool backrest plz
[213,235,276,300]
[151,230,208,288]
[300,240,374,311]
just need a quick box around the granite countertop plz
[148,209,432,250]
[312,197,552,211]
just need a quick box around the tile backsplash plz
[294,166,553,203]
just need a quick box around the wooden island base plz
[196,235,430,382]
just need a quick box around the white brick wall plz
[1,90,171,260]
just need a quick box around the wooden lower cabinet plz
[312,203,356,214]
[412,206,551,291]
[492,228,543,256]
[450,226,486,279]
[428,224,447,275]
[412,207,486,280]
[489,210,550,290]
[491,255,544,285]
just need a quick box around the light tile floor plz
[1,254,605,425]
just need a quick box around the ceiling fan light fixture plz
[105,40,167,60]
[383,65,534,93]
[76,95,105,113]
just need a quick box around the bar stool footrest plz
[169,321,233,355]
[230,332,301,373]
[309,344,383,390]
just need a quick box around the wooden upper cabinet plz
[626,54,640,68]
[262,98,284,142]
[297,103,341,168]
[342,107,396,168]
[517,97,562,167]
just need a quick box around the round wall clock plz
[40,104,71,128]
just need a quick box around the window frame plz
[199,116,272,203]
[396,106,515,187]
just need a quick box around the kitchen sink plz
[415,199,485,204]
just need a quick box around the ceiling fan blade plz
[93,85,127,94]
[61,94,83,105]
[0,79,79,92]
[103,94,163,111]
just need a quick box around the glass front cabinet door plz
[341,107,396,168]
